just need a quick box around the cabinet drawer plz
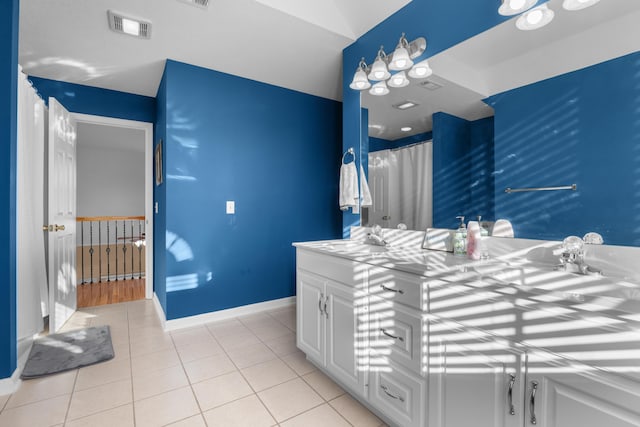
[369,297,424,376]
[368,267,428,311]
[369,360,425,427]
[297,249,364,286]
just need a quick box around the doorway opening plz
[72,114,154,307]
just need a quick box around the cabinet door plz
[524,352,640,427]
[429,319,525,427]
[296,271,325,365]
[325,279,368,397]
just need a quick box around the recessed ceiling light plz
[401,127,412,132]
[516,4,555,31]
[178,0,210,8]
[107,11,151,39]
[420,80,442,91]
[562,0,600,11]
[393,101,419,110]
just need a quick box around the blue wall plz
[28,77,156,123]
[369,131,433,152]
[341,0,529,232]
[0,0,19,379]
[158,60,342,320]
[432,113,495,229]
[487,51,640,246]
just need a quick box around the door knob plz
[42,225,52,232]
[54,224,65,231]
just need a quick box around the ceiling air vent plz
[107,10,152,39]
[420,80,443,91]
[178,0,210,8]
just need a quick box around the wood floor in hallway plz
[77,278,145,308]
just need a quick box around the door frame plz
[72,113,154,299]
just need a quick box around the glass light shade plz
[368,57,390,81]
[562,0,600,11]
[516,4,555,30]
[408,60,433,79]
[369,81,389,96]
[349,68,371,91]
[388,71,410,88]
[498,0,536,16]
[389,46,413,71]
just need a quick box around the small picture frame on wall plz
[155,140,163,186]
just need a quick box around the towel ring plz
[342,147,355,164]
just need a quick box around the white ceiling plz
[77,122,145,153]
[365,0,640,140]
[18,0,410,100]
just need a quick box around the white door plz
[325,279,367,397]
[47,98,77,333]
[296,271,325,364]
[367,151,390,228]
[525,352,640,427]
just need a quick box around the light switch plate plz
[226,201,235,214]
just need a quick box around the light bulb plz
[408,60,433,79]
[510,0,525,9]
[526,9,543,25]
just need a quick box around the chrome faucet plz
[556,235,602,275]
[365,225,387,246]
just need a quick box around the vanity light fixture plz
[348,34,427,94]
[369,81,390,96]
[498,0,537,16]
[408,60,433,79]
[349,58,372,90]
[107,11,151,38]
[388,71,410,88]
[516,4,555,30]
[368,47,391,81]
[562,0,600,11]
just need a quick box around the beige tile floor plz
[0,300,386,427]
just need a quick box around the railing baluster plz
[138,220,143,279]
[98,219,102,282]
[131,221,134,280]
[106,221,111,281]
[115,220,118,281]
[89,221,94,283]
[122,220,127,281]
[81,221,85,284]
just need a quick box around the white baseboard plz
[152,293,167,330]
[164,296,296,332]
[0,337,34,395]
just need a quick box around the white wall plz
[77,124,145,217]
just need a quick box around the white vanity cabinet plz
[296,250,368,398]
[522,351,640,427]
[428,317,526,427]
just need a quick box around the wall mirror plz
[361,0,640,246]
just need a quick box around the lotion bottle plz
[453,216,467,256]
[467,221,481,260]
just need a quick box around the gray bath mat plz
[21,325,114,379]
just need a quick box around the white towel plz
[360,165,372,207]
[339,161,359,212]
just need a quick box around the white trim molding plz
[164,297,296,331]
[0,338,33,395]
[153,292,167,330]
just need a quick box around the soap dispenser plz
[477,216,489,237]
[453,216,467,256]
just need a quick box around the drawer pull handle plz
[324,297,328,319]
[380,285,404,295]
[319,293,324,315]
[507,374,515,416]
[380,328,404,342]
[529,381,538,425]
[380,384,405,402]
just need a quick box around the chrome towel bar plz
[505,184,577,193]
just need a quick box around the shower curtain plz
[17,68,48,350]
[389,141,433,230]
